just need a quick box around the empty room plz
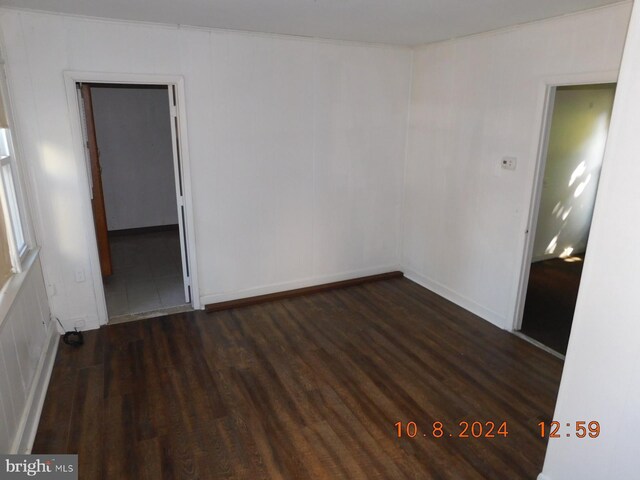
[0,1,638,479]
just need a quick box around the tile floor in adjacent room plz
[102,228,187,321]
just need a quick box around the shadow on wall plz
[532,84,616,263]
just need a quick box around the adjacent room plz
[519,83,616,355]
[0,1,639,479]
[81,83,190,322]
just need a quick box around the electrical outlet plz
[501,156,517,171]
[75,268,86,283]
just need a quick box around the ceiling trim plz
[0,6,413,51]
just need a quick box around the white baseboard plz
[537,474,552,480]
[11,321,59,454]
[512,331,565,359]
[403,268,507,329]
[199,265,402,306]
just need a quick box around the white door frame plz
[511,70,618,331]
[63,71,201,325]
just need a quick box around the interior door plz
[80,83,113,277]
[167,85,191,303]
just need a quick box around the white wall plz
[0,10,412,329]
[532,84,615,262]
[91,87,178,231]
[0,254,57,453]
[402,2,632,328]
[540,2,640,478]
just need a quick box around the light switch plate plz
[501,156,517,171]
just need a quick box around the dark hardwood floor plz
[33,277,563,479]
[521,255,584,355]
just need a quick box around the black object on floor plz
[521,254,585,355]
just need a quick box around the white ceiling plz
[0,0,624,45]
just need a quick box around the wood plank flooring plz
[33,277,563,479]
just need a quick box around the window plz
[0,193,12,288]
[0,129,26,256]
[0,79,29,288]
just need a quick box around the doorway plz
[518,83,616,354]
[78,82,192,323]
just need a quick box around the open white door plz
[168,85,191,304]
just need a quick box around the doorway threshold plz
[512,331,565,360]
[108,304,193,326]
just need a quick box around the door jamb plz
[63,71,201,325]
[511,71,618,332]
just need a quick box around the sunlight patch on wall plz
[568,161,586,187]
[40,142,75,182]
[39,142,83,259]
[545,235,559,255]
[531,85,616,262]
[573,173,592,198]
[559,247,574,258]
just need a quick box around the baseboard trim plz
[512,331,565,360]
[205,270,404,313]
[403,268,506,329]
[11,322,59,453]
[108,224,179,236]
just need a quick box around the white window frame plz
[0,135,27,262]
[0,69,34,275]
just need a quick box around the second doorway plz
[519,83,616,354]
